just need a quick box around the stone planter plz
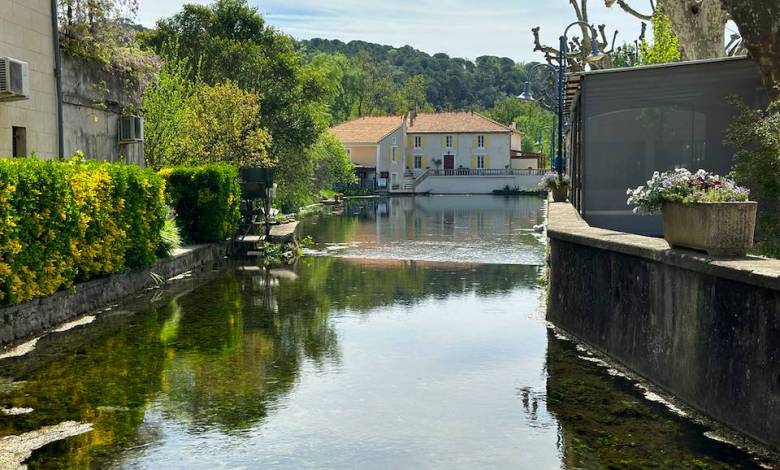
[661,202,757,257]
[551,186,569,203]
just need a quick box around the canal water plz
[0,195,770,468]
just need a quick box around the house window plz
[477,155,486,169]
[414,155,422,169]
[445,135,453,148]
[392,146,397,162]
[414,136,422,148]
[477,135,485,148]
[12,127,27,158]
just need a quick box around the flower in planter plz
[627,168,750,214]
[539,172,571,190]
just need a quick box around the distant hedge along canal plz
[0,196,771,468]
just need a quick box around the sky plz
[136,0,650,63]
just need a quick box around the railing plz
[429,168,549,177]
[412,169,432,190]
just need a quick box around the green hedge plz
[0,158,165,306]
[160,165,241,243]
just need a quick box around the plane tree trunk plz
[721,0,780,100]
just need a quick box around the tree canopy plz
[301,38,532,113]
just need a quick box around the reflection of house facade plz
[332,112,546,194]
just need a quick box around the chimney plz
[510,122,517,131]
[410,105,417,127]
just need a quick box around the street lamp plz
[520,22,603,177]
[519,62,559,172]
[554,21,604,176]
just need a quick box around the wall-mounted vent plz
[118,116,144,143]
[0,57,30,102]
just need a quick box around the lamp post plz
[521,22,604,178]
[519,62,558,173]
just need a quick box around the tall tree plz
[721,0,780,100]
[606,0,728,61]
[531,0,619,71]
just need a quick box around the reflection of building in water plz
[373,196,545,243]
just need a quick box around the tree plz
[184,82,273,168]
[141,45,197,169]
[275,133,356,211]
[639,1,681,65]
[484,97,555,164]
[721,0,780,100]
[606,0,728,61]
[140,0,333,208]
[531,0,619,71]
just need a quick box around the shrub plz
[160,165,241,243]
[0,158,165,306]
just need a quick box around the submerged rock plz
[0,421,92,469]
[1,407,33,416]
[0,338,39,361]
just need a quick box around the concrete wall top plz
[547,201,780,292]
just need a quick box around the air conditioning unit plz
[118,116,144,143]
[0,57,30,102]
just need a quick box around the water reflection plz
[0,194,770,468]
[301,195,546,265]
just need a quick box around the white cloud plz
[137,0,648,62]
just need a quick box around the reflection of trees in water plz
[157,270,341,433]
[295,257,541,312]
[0,258,538,467]
[544,330,756,469]
[0,308,168,469]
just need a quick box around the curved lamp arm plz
[562,21,602,58]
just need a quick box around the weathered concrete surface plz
[0,244,227,348]
[268,221,300,244]
[547,201,780,450]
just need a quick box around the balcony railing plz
[429,168,548,177]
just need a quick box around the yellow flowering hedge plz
[159,165,240,243]
[0,158,165,305]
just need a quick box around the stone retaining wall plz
[546,201,780,449]
[0,244,227,347]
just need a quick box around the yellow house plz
[330,115,406,190]
[331,112,543,194]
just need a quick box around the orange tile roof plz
[407,112,510,134]
[330,115,404,143]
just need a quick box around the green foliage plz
[484,97,555,164]
[0,158,165,305]
[157,216,183,258]
[726,100,780,200]
[302,38,534,112]
[58,0,160,86]
[274,132,357,213]
[139,0,329,155]
[639,1,682,65]
[726,99,780,257]
[160,165,241,243]
[185,82,273,167]
[141,44,198,169]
